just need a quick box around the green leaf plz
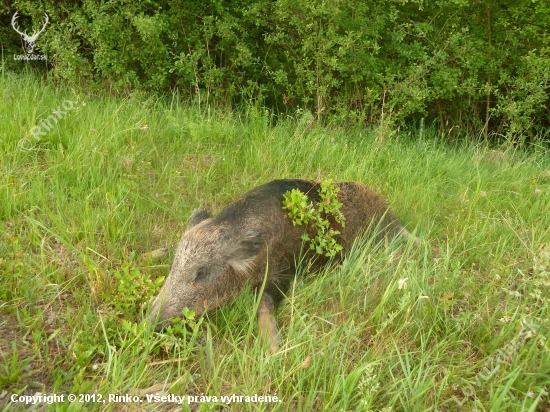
[282,181,346,257]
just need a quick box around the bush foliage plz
[2,0,550,139]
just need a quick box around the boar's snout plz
[147,291,187,331]
[147,285,203,332]
[148,293,166,331]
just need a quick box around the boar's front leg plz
[257,292,281,354]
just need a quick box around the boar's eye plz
[194,267,209,282]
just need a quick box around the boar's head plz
[148,208,263,330]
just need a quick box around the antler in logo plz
[11,11,49,54]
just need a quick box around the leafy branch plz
[283,180,346,257]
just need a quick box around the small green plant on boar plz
[282,180,346,257]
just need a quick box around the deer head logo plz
[11,11,49,54]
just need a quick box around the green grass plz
[1,73,549,411]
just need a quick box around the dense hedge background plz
[2,0,550,140]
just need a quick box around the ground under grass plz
[1,73,549,411]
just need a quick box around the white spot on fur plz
[228,257,255,275]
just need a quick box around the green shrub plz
[3,0,550,140]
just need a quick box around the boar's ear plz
[227,229,263,274]
[188,208,210,229]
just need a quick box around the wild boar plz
[148,179,415,353]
